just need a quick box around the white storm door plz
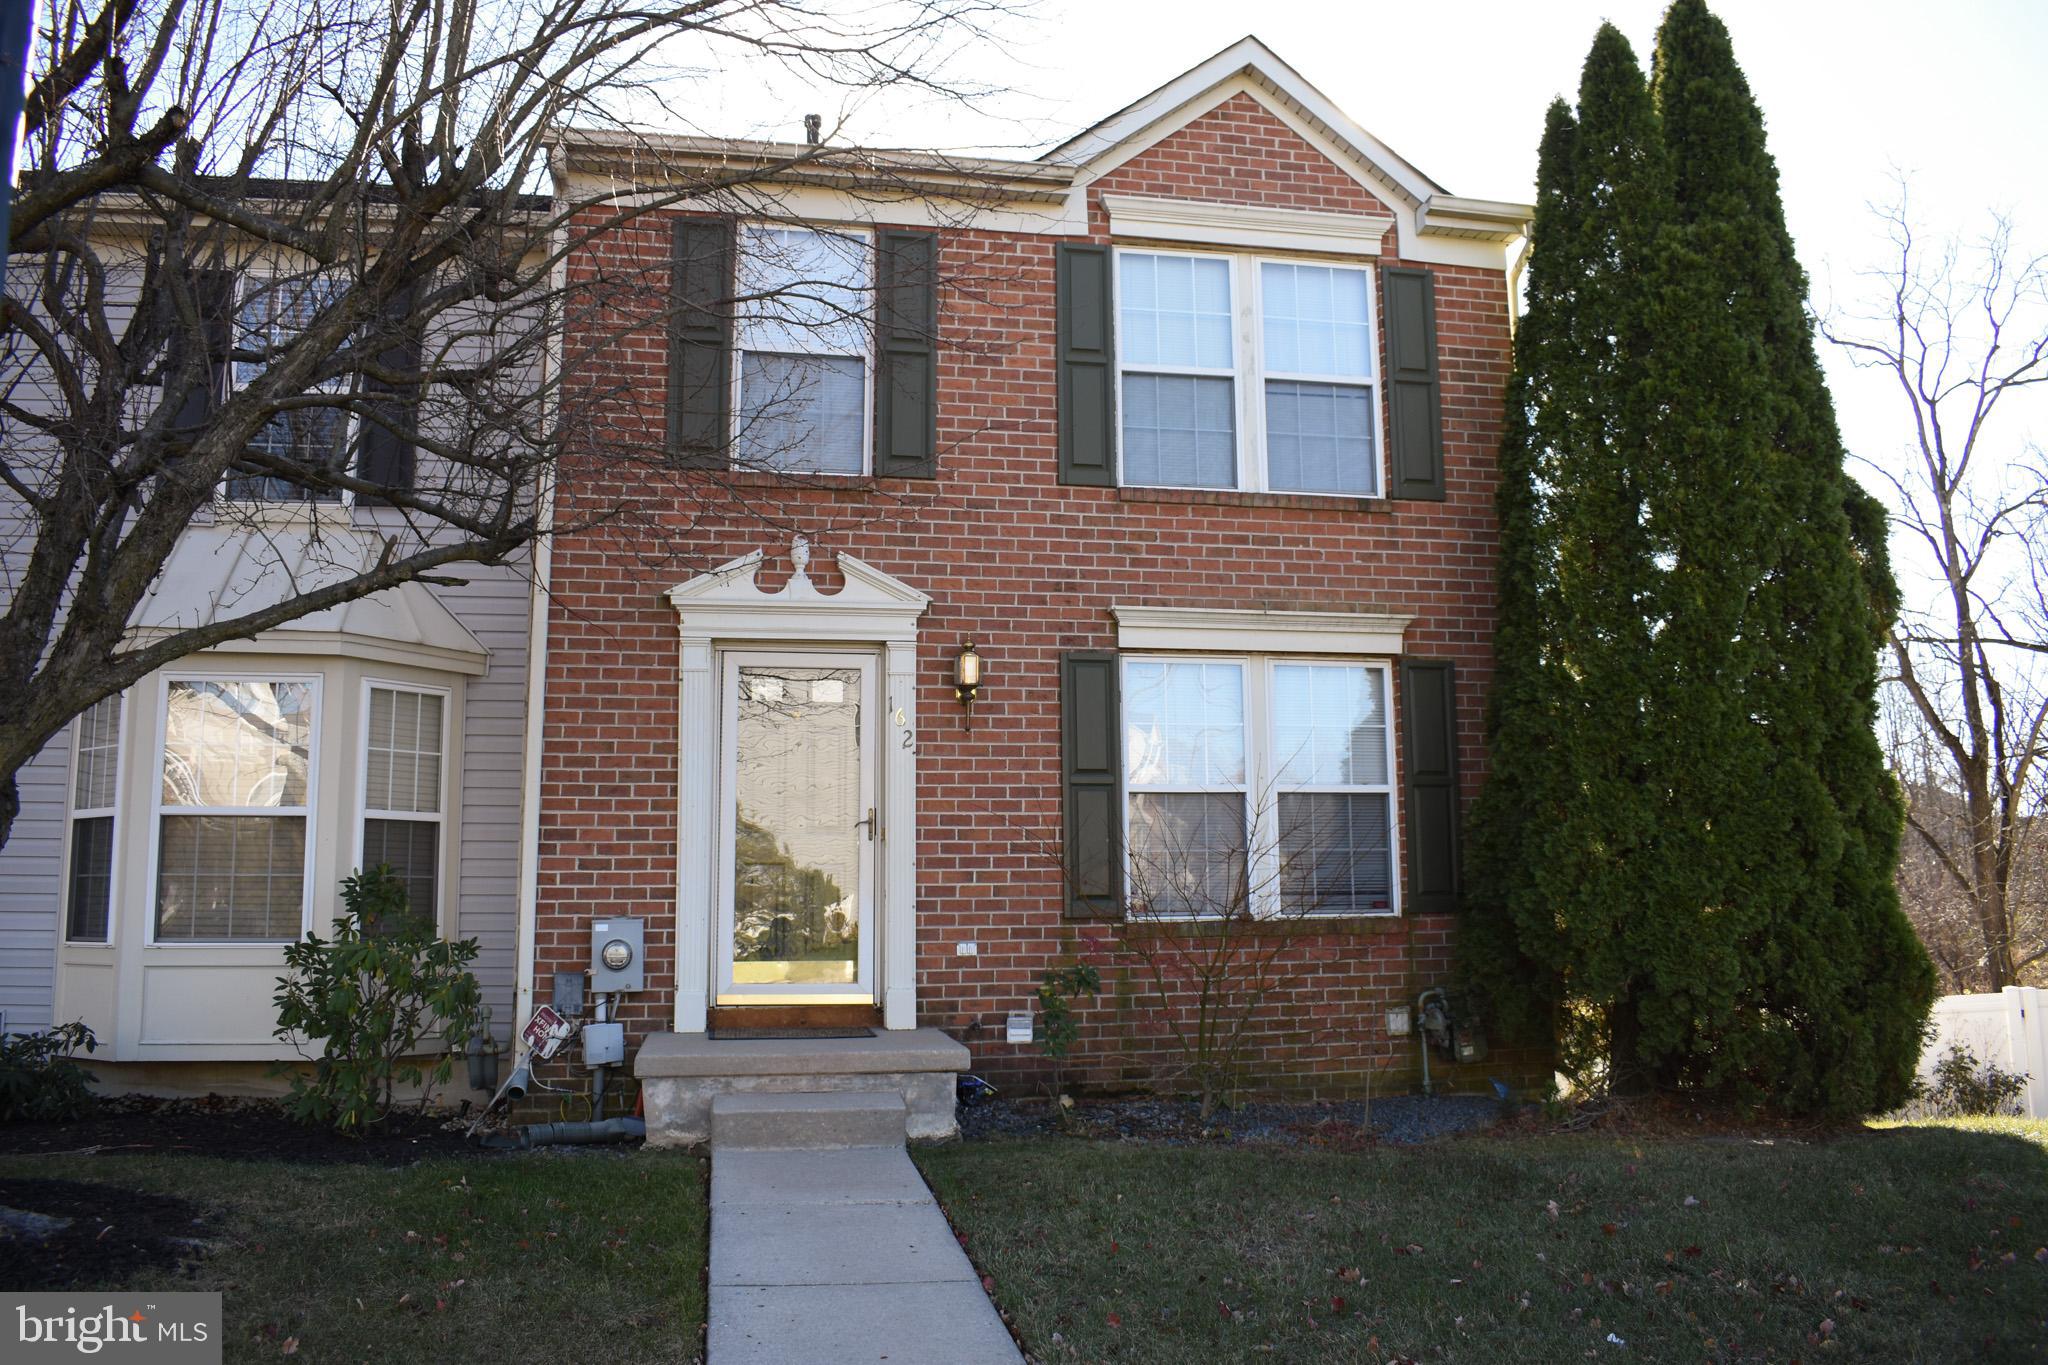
[715,650,879,1004]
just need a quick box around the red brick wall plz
[537,94,1548,1100]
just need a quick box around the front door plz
[715,651,878,1005]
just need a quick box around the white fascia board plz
[1419,195,1534,242]
[1101,193,1394,256]
[1112,605,1412,656]
[553,172,1084,239]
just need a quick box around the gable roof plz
[1044,35,1529,262]
[1044,35,1446,203]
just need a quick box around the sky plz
[673,0,2048,610]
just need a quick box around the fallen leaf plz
[1106,1313,1121,1329]
[1395,1243,1424,1256]
[1683,1196,1700,1208]
[1336,1266,1362,1282]
[1601,1223,1621,1237]
[1329,1296,1346,1313]
[280,1340,299,1357]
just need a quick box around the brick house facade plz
[529,37,1544,1101]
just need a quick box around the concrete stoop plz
[711,1091,908,1150]
[634,1027,970,1148]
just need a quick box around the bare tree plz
[0,0,1022,850]
[1822,190,2048,990]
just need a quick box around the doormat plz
[707,1026,876,1041]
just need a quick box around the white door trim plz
[666,540,929,1031]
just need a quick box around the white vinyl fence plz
[1919,987,2048,1118]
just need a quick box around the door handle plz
[856,806,876,841]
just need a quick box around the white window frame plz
[729,222,876,477]
[61,694,127,945]
[1265,657,1399,918]
[146,673,323,946]
[1121,654,1253,918]
[1112,246,1386,497]
[220,269,356,507]
[354,678,452,926]
[1119,654,1400,919]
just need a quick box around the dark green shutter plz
[874,229,938,478]
[1062,651,1123,919]
[1401,660,1461,913]
[1056,243,1115,486]
[1383,266,1445,501]
[358,284,420,496]
[167,268,234,439]
[668,217,733,467]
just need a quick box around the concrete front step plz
[635,1027,970,1148]
[711,1091,907,1151]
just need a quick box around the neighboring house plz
[0,232,535,1089]
[1,37,1540,1125]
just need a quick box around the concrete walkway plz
[707,1142,1022,1364]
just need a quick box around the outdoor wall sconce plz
[954,639,985,724]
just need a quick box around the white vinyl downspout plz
[511,156,571,1057]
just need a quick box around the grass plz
[0,1149,708,1364]
[916,1119,2048,1363]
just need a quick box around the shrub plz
[273,866,484,1134]
[1913,1044,2029,1118]
[1036,963,1100,1103]
[0,1021,98,1123]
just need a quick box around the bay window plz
[1116,249,1383,495]
[65,696,123,942]
[359,684,447,917]
[732,224,873,474]
[1122,656,1397,917]
[153,679,317,941]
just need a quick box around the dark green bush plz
[273,866,483,1134]
[0,1021,98,1123]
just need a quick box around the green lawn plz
[0,1149,707,1364]
[916,1120,2048,1363]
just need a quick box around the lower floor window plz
[65,695,123,941]
[154,679,315,941]
[361,684,447,918]
[1123,655,1395,916]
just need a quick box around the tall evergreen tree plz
[1465,0,1933,1115]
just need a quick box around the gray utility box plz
[589,916,644,994]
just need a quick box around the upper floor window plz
[1116,249,1382,496]
[732,225,873,475]
[226,274,350,501]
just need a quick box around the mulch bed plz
[955,1093,1507,1148]
[0,1177,213,1290]
[0,1094,480,1165]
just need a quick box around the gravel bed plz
[953,1092,1506,1147]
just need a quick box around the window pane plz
[161,682,312,809]
[1120,253,1233,369]
[363,818,438,919]
[734,225,871,355]
[1261,262,1371,377]
[366,688,444,814]
[1273,665,1387,786]
[1125,661,1245,786]
[155,813,306,940]
[1279,792,1392,914]
[736,352,866,474]
[226,408,347,499]
[1266,380,1377,495]
[66,815,114,941]
[1129,792,1247,915]
[73,695,122,810]
[1121,373,1236,488]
